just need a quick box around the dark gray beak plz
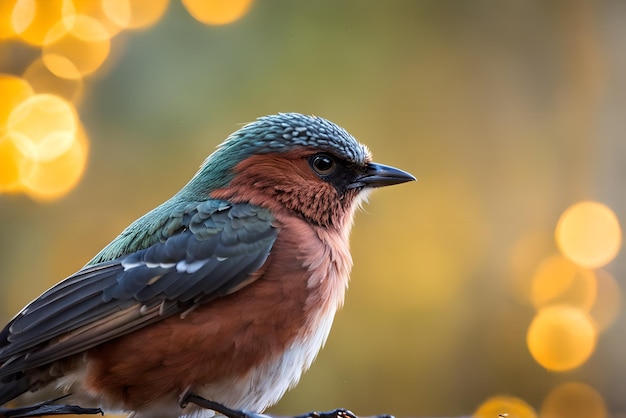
[353,162,416,189]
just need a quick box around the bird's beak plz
[354,162,416,189]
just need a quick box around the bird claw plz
[180,395,392,418]
[181,394,271,418]
[0,395,103,417]
[294,408,358,418]
[294,409,394,418]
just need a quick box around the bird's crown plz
[179,113,371,199]
[221,113,370,163]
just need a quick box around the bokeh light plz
[107,0,169,30]
[0,73,34,128]
[42,14,111,79]
[21,121,88,201]
[100,0,131,31]
[0,0,18,39]
[540,382,607,418]
[524,201,622,373]
[526,305,596,372]
[7,93,77,161]
[556,201,622,269]
[71,0,125,37]
[530,255,596,311]
[22,57,85,103]
[473,395,537,418]
[182,0,253,25]
[0,92,88,200]
[12,0,74,46]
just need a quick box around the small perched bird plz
[0,113,414,418]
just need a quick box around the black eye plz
[310,154,336,176]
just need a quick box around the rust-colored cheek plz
[210,151,355,228]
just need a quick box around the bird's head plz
[179,113,415,229]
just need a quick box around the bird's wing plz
[0,201,277,376]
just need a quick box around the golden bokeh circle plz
[7,93,77,162]
[22,121,89,201]
[540,382,606,418]
[530,255,597,312]
[0,0,19,39]
[526,305,596,371]
[22,57,85,104]
[556,201,622,269]
[106,0,169,30]
[69,0,125,37]
[181,0,254,25]
[43,14,111,80]
[101,0,131,30]
[12,0,74,46]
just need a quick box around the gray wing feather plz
[0,201,277,376]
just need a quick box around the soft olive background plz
[1,1,626,417]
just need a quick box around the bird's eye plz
[310,154,337,176]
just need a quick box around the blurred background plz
[0,1,625,417]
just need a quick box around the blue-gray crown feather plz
[178,113,371,199]
[224,113,369,162]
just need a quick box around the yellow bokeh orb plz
[22,122,89,201]
[0,74,34,129]
[540,382,606,418]
[101,0,131,30]
[7,93,77,162]
[12,0,74,46]
[526,305,596,371]
[473,395,537,418]
[0,0,19,39]
[43,14,111,80]
[182,0,254,25]
[531,255,596,312]
[23,57,85,104]
[556,201,622,269]
[102,0,168,31]
[69,0,125,37]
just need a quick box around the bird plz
[0,113,415,418]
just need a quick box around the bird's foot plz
[294,408,358,418]
[181,395,393,418]
[181,394,271,418]
[0,395,103,417]
[295,409,393,418]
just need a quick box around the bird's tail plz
[0,394,103,417]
